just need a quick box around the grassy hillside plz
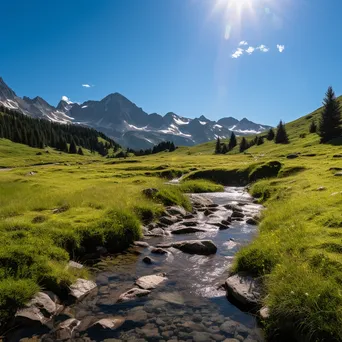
[0,99,341,340]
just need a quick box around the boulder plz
[135,273,167,290]
[15,292,63,325]
[55,318,80,340]
[158,240,217,255]
[232,211,244,218]
[224,204,243,212]
[246,218,258,225]
[166,206,187,217]
[69,279,97,301]
[221,219,231,226]
[90,316,125,330]
[333,154,342,158]
[151,247,168,254]
[225,273,262,308]
[134,241,149,248]
[182,220,198,227]
[142,256,154,264]
[117,287,151,302]
[171,227,205,234]
[184,213,195,219]
[189,194,214,207]
[207,203,219,208]
[218,223,229,230]
[146,228,167,236]
[334,172,342,177]
[159,216,178,225]
[204,209,214,216]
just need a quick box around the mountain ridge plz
[0,77,271,149]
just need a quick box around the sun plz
[213,0,256,18]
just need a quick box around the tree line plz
[0,105,120,156]
[215,86,341,154]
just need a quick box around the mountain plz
[0,77,271,149]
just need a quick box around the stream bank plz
[7,187,264,342]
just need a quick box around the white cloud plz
[257,44,269,52]
[61,96,73,104]
[239,41,248,46]
[82,84,91,88]
[231,48,244,59]
[277,44,285,52]
[246,46,255,55]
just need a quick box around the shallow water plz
[10,187,264,342]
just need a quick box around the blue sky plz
[1,0,341,125]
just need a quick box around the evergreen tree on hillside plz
[77,147,84,155]
[257,136,264,145]
[275,121,289,144]
[69,139,77,154]
[267,128,275,141]
[319,86,342,143]
[215,137,221,154]
[221,143,228,154]
[239,137,248,152]
[228,132,237,151]
[309,121,317,133]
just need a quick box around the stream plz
[9,187,264,342]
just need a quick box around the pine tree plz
[228,132,237,151]
[319,86,342,143]
[267,128,275,141]
[309,121,317,133]
[69,139,77,154]
[169,142,176,152]
[257,136,264,145]
[275,121,289,144]
[239,137,248,152]
[221,144,228,154]
[77,147,84,155]
[215,137,221,154]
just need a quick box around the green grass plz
[0,98,341,340]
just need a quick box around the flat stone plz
[225,273,261,308]
[159,216,178,225]
[134,241,150,248]
[90,316,125,330]
[182,220,198,227]
[204,209,214,216]
[220,320,250,338]
[171,227,205,235]
[166,206,187,217]
[224,204,243,212]
[69,279,97,301]
[168,240,217,255]
[157,292,184,305]
[147,228,167,236]
[117,287,151,302]
[55,318,80,340]
[218,223,229,230]
[334,172,342,176]
[287,153,299,159]
[136,273,167,290]
[15,291,63,325]
[189,194,213,207]
[126,307,148,322]
[193,331,211,342]
[151,247,168,254]
[67,260,83,270]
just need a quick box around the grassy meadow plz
[0,102,341,340]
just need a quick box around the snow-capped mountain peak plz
[0,77,272,149]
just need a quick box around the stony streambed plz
[8,187,264,342]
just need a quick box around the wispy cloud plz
[82,84,93,88]
[256,45,269,52]
[231,48,244,59]
[246,46,255,55]
[277,44,285,52]
[239,40,248,46]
